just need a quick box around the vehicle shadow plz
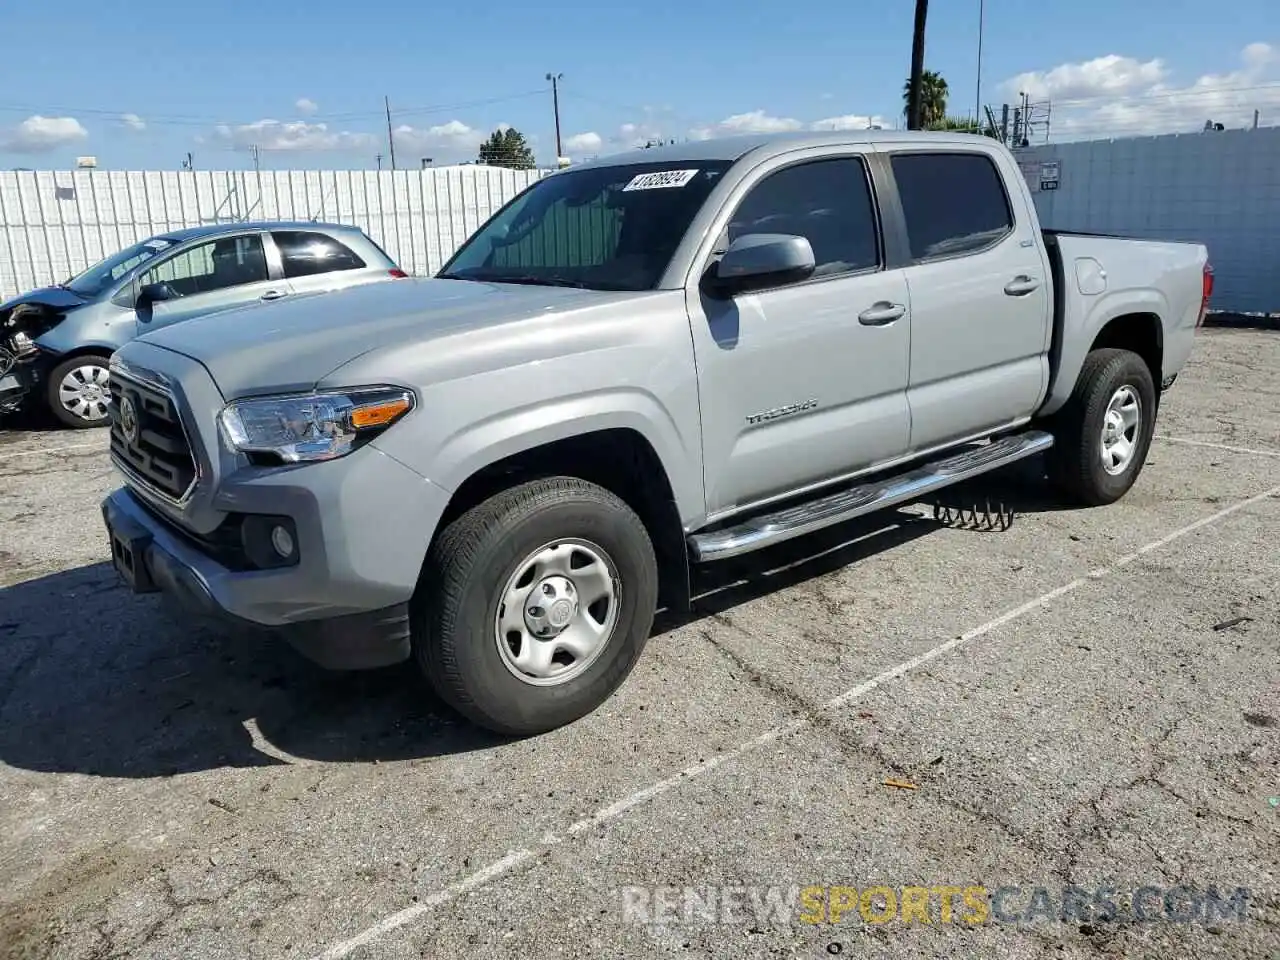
[0,467,1063,779]
[0,403,58,433]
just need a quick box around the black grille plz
[108,372,197,501]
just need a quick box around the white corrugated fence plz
[0,166,548,299]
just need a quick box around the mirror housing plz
[136,280,177,307]
[704,233,815,297]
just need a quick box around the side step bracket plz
[687,430,1054,562]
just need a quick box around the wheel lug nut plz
[528,606,542,616]
[542,584,555,596]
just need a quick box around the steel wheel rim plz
[58,363,112,422]
[1100,384,1141,476]
[494,537,621,687]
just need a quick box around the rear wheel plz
[1047,347,1157,505]
[413,477,658,736]
[46,355,113,429]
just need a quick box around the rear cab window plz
[272,231,367,278]
[889,152,1014,261]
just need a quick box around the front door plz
[687,152,913,518]
[133,232,280,333]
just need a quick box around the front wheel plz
[1047,347,1157,506]
[413,477,659,736]
[46,355,113,429]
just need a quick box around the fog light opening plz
[271,524,296,560]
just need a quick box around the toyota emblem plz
[119,394,140,445]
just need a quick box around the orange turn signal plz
[350,395,412,430]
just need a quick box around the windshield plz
[438,160,732,291]
[64,236,176,297]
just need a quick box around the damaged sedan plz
[0,221,407,427]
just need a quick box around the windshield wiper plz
[442,272,591,289]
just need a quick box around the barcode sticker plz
[622,169,699,191]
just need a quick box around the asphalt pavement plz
[0,327,1276,960]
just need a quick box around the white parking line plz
[1154,435,1280,458]
[308,481,1280,960]
[0,440,106,461]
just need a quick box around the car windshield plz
[438,160,732,291]
[63,236,176,297]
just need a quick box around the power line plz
[0,90,549,129]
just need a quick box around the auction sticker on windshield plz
[622,169,699,191]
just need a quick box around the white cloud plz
[810,113,891,131]
[563,131,603,155]
[392,120,488,159]
[295,98,319,115]
[1003,54,1168,101]
[1008,42,1280,140]
[690,110,805,140]
[119,113,146,132]
[1,115,89,153]
[214,119,374,152]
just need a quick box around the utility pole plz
[250,144,261,173]
[906,0,929,130]
[546,72,564,159]
[973,0,985,133]
[384,96,397,170]
[376,153,383,171]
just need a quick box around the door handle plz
[858,301,906,325]
[260,289,288,301]
[1003,275,1040,296]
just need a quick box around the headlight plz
[217,387,415,463]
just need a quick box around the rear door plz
[885,147,1053,452]
[269,229,381,298]
[687,149,914,517]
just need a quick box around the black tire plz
[413,477,659,736]
[45,355,113,429]
[1046,347,1157,506]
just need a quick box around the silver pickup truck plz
[100,131,1212,735]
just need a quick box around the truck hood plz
[136,277,647,399]
[0,285,88,313]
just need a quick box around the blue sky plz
[1,0,1276,169]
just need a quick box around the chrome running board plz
[687,430,1054,562]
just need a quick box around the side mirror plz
[136,281,177,307]
[704,233,816,297]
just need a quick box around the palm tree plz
[902,71,949,128]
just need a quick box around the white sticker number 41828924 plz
[622,169,699,191]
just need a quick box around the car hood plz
[136,277,648,399]
[0,285,89,313]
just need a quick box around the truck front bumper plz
[100,448,452,670]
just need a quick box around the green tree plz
[477,127,536,169]
[902,70,949,129]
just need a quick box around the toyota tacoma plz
[99,131,1212,735]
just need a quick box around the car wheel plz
[1047,347,1157,506]
[413,476,659,736]
[46,355,113,429]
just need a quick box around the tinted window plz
[439,161,733,291]
[727,157,880,277]
[273,231,366,278]
[891,152,1013,260]
[139,234,268,297]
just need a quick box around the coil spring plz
[932,496,1015,531]
[0,346,15,379]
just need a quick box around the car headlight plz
[217,387,415,463]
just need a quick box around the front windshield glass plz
[64,236,176,297]
[439,160,732,291]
